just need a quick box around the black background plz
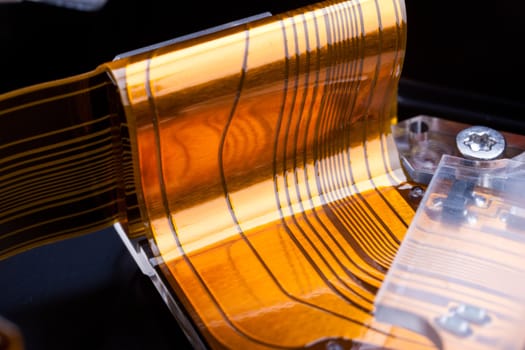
[1,1,524,349]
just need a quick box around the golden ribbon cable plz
[0,0,437,348]
[104,0,432,348]
[0,69,139,259]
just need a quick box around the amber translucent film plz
[0,68,134,259]
[106,0,430,348]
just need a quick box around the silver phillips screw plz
[456,126,506,160]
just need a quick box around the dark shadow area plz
[0,228,192,349]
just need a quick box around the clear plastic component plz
[375,154,525,350]
[392,115,525,184]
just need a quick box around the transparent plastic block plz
[375,155,525,350]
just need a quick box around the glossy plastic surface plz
[376,155,525,350]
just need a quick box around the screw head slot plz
[456,126,506,160]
